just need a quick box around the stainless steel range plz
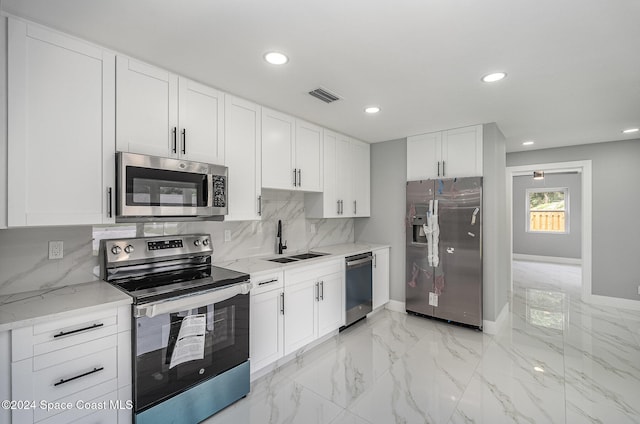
[100,234,251,424]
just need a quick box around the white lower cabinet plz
[283,260,343,356]
[9,305,132,424]
[249,271,284,373]
[372,247,390,310]
[250,260,344,373]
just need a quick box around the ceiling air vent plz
[308,87,341,104]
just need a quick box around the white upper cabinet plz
[116,56,224,164]
[224,95,262,221]
[262,108,295,190]
[305,132,370,218]
[407,124,482,180]
[294,120,323,192]
[177,78,225,164]
[351,139,371,217]
[7,19,116,226]
[261,108,322,192]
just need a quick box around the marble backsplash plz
[0,190,354,296]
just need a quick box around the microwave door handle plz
[135,282,251,318]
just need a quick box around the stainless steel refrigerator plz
[405,177,483,329]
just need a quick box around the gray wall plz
[482,123,510,322]
[507,138,640,300]
[513,173,582,259]
[354,139,406,302]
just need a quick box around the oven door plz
[116,151,227,221]
[132,284,249,413]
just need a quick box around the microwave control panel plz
[213,176,226,207]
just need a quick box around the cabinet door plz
[250,289,283,373]
[317,272,344,338]
[224,95,262,220]
[262,108,295,190]
[283,280,317,355]
[178,77,224,164]
[441,125,483,177]
[116,55,178,157]
[295,120,323,192]
[351,140,370,217]
[372,248,390,309]
[336,134,352,216]
[8,19,115,226]
[407,132,441,180]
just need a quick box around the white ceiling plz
[3,0,639,152]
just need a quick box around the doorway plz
[506,161,592,303]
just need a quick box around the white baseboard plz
[385,300,406,313]
[513,253,582,265]
[483,302,509,335]
[587,294,640,311]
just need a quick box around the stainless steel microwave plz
[116,152,227,222]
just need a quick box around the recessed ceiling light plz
[264,51,288,65]
[364,106,381,114]
[534,366,545,373]
[622,128,639,134]
[482,72,507,83]
[522,140,535,146]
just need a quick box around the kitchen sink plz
[265,252,329,263]
[288,252,328,260]
[267,257,299,263]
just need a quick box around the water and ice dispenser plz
[411,204,429,244]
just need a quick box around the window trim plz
[525,187,570,234]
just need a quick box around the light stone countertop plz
[0,281,132,332]
[214,242,390,275]
[0,242,390,332]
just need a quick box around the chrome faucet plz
[276,220,287,254]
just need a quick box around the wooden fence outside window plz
[529,211,566,232]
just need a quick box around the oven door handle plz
[134,282,251,318]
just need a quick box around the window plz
[526,188,569,233]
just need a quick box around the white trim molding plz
[513,254,582,265]
[483,302,509,335]
[587,295,640,311]
[385,299,406,313]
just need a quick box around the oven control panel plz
[102,234,212,264]
[148,239,184,250]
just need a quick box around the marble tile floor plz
[204,261,640,423]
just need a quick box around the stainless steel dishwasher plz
[342,252,373,329]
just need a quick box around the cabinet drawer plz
[251,270,283,295]
[12,308,121,362]
[13,341,118,406]
[285,259,343,286]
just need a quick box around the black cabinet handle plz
[442,160,445,176]
[320,281,324,300]
[258,195,262,216]
[53,323,104,338]
[293,169,297,187]
[258,278,278,286]
[354,201,357,215]
[181,128,186,154]
[107,187,113,218]
[172,127,177,153]
[298,169,302,187]
[437,161,440,176]
[280,293,285,314]
[54,367,104,387]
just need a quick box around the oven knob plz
[199,368,205,375]
[194,240,201,247]
[202,239,209,246]
[111,245,122,255]
[124,245,134,254]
